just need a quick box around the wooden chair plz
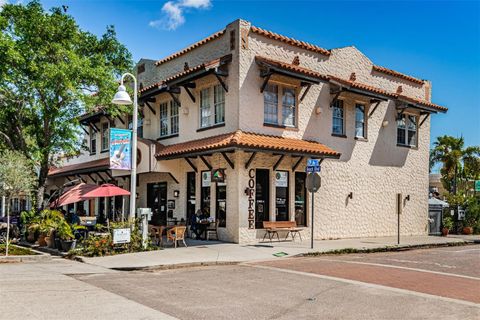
[206,220,219,241]
[166,226,187,248]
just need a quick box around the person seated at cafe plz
[191,207,209,239]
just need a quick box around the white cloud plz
[149,0,211,31]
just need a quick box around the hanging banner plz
[109,128,132,170]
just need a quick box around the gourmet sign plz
[247,169,255,229]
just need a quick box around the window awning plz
[255,56,329,88]
[48,158,110,178]
[139,54,232,101]
[155,130,340,160]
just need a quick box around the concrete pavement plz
[0,258,177,320]
[78,235,476,270]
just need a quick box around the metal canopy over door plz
[147,182,168,225]
[255,169,270,229]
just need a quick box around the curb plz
[18,242,68,257]
[111,261,240,272]
[0,246,51,262]
[302,240,474,256]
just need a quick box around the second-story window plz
[199,85,225,129]
[200,88,211,128]
[332,100,345,136]
[128,115,144,138]
[397,114,418,147]
[355,104,366,138]
[89,127,97,154]
[101,122,109,151]
[263,84,297,127]
[160,100,180,137]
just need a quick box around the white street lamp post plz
[112,73,138,220]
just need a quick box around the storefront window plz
[294,172,307,226]
[255,169,270,229]
[201,171,211,217]
[275,171,289,221]
[216,182,226,227]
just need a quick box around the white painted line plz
[313,258,480,281]
[453,248,480,253]
[250,264,480,308]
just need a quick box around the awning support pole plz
[221,152,235,169]
[185,157,197,173]
[245,152,257,169]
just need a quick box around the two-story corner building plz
[46,19,447,244]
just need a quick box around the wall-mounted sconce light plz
[405,194,410,201]
[182,107,189,115]
[348,192,353,200]
[173,190,180,198]
[382,120,389,127]
[315,107,322,115]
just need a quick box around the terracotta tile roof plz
[328,75,396,99]
[251,26,331,56]
[155,30,226,66]
[155,130,340,159]
[372,65,424,85]
[255,56,330,82]
[397,94,448,112]
[48,157,110,177]
[140,54,232,94]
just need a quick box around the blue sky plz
[13,1,480,152]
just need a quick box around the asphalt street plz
[1,245,479,320]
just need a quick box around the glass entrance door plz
[147,182,167,225]
[186,172,196,226]
[275,171,289,221]
[294,172,307,226]
[255,169,270,229]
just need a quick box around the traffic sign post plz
[306,172,321,249]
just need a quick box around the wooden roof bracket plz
[244,151,257,169]
[87,173,97,184]
[81,126,89,135]
[185,157,197,173]
[182,83,196,103]
[260,69,274,93]
[368,99,381,118]
[221,152,235,169]
[213,68,228,92]
[168,172,179,184]
[145,101,156,115]
[330,86,343,107]
[95,172,107,183]
[116,115,126,125]
[273,154,286,171]
[200,155,212,170]
[300,83,312,102]
[419,113,430,128]
[292,156,304,171]
[89,122,99,132]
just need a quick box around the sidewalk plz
[78,235,479,270]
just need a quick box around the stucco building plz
[46,19,447,243]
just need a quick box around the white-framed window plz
[397,114,418,147]
[355,104,366,138]
[160,102,169,136]
[214,84,225,124]
[282,87,296,127]
[264,83,278,125]
[89,126,97,154]
[200,88,211,128]
[127,115,143,138]
[332,99,344,135]
[159,100,180,137]
[263,83,297,127]
[101,122,109,151]
[199,85,226,128]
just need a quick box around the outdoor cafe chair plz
[206,220,219,241]
[166,226,187,248]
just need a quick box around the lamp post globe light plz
[112,73,137,220]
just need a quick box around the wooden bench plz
[262,221,303,242]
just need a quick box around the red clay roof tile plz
[48,157,110,177]
[255,56,330,82]
[155,130,340,158]
[372,65,424,85]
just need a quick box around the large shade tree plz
[430,135,480,194]
[0,1,133,208]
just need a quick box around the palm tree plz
[430,135,480,195]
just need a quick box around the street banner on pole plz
[109,128,132,170]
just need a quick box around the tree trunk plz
[36,160,49,211]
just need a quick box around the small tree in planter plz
[56,221,76,252]
[0,150,36,256]
[442,215,454,236]
[463,198,480,234]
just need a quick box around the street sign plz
[306,173,321,193]
[475,180,480,192]
[306,159,321,173]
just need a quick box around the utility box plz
[136,208,152,221]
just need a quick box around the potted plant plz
[463,199,479,235]
[57,221,76,252]
[442,215,453,236]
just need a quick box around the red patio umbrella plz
[82,184,130,198]
[50,183,99,208]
